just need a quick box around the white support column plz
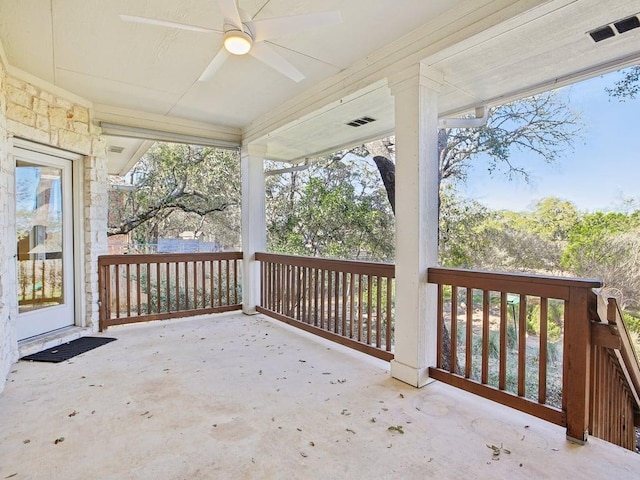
[389,63,442,387]
[241,144,266,315]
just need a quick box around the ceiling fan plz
[121,0,342,83]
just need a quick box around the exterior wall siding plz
[0,63,108,392]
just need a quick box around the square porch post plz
[389,63,442,387]
[241,144,266,314]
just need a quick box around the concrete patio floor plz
[1,312,638,480]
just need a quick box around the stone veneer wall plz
[0,63,108,392]
[0,59,17,392]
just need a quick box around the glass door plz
[15,148,75,340]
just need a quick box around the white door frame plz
[13,138,85,339]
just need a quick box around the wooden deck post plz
[563,286,592,444]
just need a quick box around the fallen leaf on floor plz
[54,437,64,445]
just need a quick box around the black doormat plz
[21,337,117,363]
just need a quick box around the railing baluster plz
[320,269,325,330]
[175,262,180,311]
[358,275,363,342]
[135,263,141,316]
[518,294,527,397]
[437,283,443,369]
[376,276,381,348]
[538,297,548,403]
[366,275,371,345]
[226,259,231,305]
[313,268,318,326]
[499,292,507,390]
[482,290,489,384]
[386,276,393,352]
[114,264,121,318]
[465,287,472,378]
[335,272,341,334]
[451,286,458,375]
[126,263,131,317]
[164,262,169,313]
[184,261,190,310]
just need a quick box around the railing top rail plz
[256,252,395,277]
[98,251,243,266]
[428,267,602,299]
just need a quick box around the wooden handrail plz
[428,267,601,300]
[256,252,394,277]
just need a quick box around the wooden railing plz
[590,294,640,450]
[98,252,243,330]
[428,267,602,444]
[256,252,395,361]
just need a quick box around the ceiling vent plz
[346,116,377,127]
[589,14,640,42]
[108,146,125,154]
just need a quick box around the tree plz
[266,155,395,261]
[606,65,640,101]
[530,197,579,242]
[355,91,581,220]
[108,143,241,246]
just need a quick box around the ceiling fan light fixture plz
[223,29,252,55]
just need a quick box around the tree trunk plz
[372,156,395,214]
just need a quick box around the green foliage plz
[266,155,395,261]
[439,187,492,267]
[531,197,579,241]
[623,312,640,334]
[561,211,640,274]
[526,301,564,342]
[109,143,241,246]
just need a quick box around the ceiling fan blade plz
[198,48,230,81]
[249,42,305,83]
[247,11,342,42]
[218,0,243,29]
[120,14,220,33]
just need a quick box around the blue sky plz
[458,69,640,212]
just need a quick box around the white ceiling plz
[1,0,640,170]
